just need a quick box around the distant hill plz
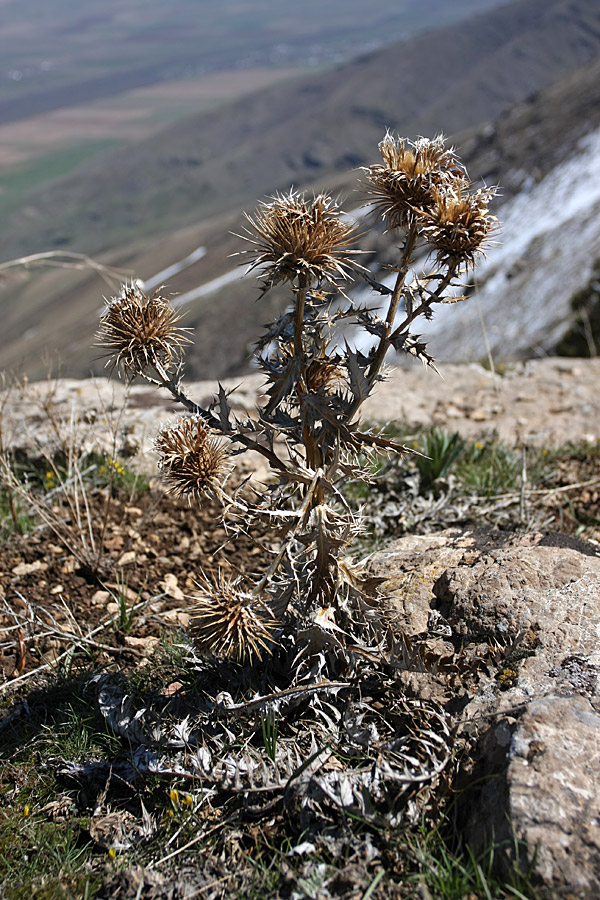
[0,0,505,121]
[1,0,599,264]
[413,55,600,365]
[2,0,600,381]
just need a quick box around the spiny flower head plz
[366,133,466,230]
[305,358,347,395]
[418,184,498,269]
[155,416,231,501]
[240,191,360,293]
[97,284,190,378]
[189,572,277,663]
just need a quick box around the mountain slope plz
[2,0,600,380]
[1,0,600,264]
[415,56,600,365]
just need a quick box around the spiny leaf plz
[390,331,439,372]
[345,346,372,404]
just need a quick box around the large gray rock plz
[369,529,600,897]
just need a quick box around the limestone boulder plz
[369,529,600,897]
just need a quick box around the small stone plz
[445,404,462,418]
[163,610,190,627]
[160,573,185,601]
[50,584,64,595]
[91,589,111,606]
[117,550,136,566]
[123,635,159,656]
[12,560,48,576]
[470,408,489,422]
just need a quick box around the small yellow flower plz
[542,448,549,456]
[23,804,30,817]
[181,794,193,807]
[45,471,54,480]
[475,441,483,451]
[108,847,117,859]
[169,788,180,805]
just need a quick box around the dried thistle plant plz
[97,133,497,669]
[97,283,191,378]
[155,417,232,502]
[239,191,361,294]
[189,572,277,663]
[366,133,466,229]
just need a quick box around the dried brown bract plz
[418,185,498,268]
[240,191,360,293]
[97,284,190,378]
[189,573,277,663]
[366,133,465,229]
[155,417,231,501]
[305,359,347,395]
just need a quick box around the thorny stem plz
[387,261,458,345]
[366,222,419,383]
[294,274,322,472]
[293,275,308,359]
[339,223,419,433]
[149,360,306,482]
[251,468,322,602]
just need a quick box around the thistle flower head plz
[418,184,498,269]
[189,572,277,663]
[155,416,232,501]
[240,191,359,293]
[366,133,465,230]
[305,358,346,394]
[97,284,190,378]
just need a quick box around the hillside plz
[0,0,504,121]
[2,0,600,380]
[1,0,599,263]
[0,0,507,235]
[412,56,600,364]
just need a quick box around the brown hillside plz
[1,0,599,263]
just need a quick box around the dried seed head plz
[240,191,359,293]
[305,359,346,394]
[366,133,465,230]
[418,185,498,268]
[97,284,190,378]
[155,417,231,501]
[189,572,277,663]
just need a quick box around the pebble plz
[117,550,136,566]
[12,560,48,576]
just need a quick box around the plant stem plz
[293,275,307,359]
[149,361,299,480]
[387,262,458,344]
[294,275,322,471]
[366,222,419,382]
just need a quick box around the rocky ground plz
[0,358,599,899]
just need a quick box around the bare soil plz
[0,486,271,686]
